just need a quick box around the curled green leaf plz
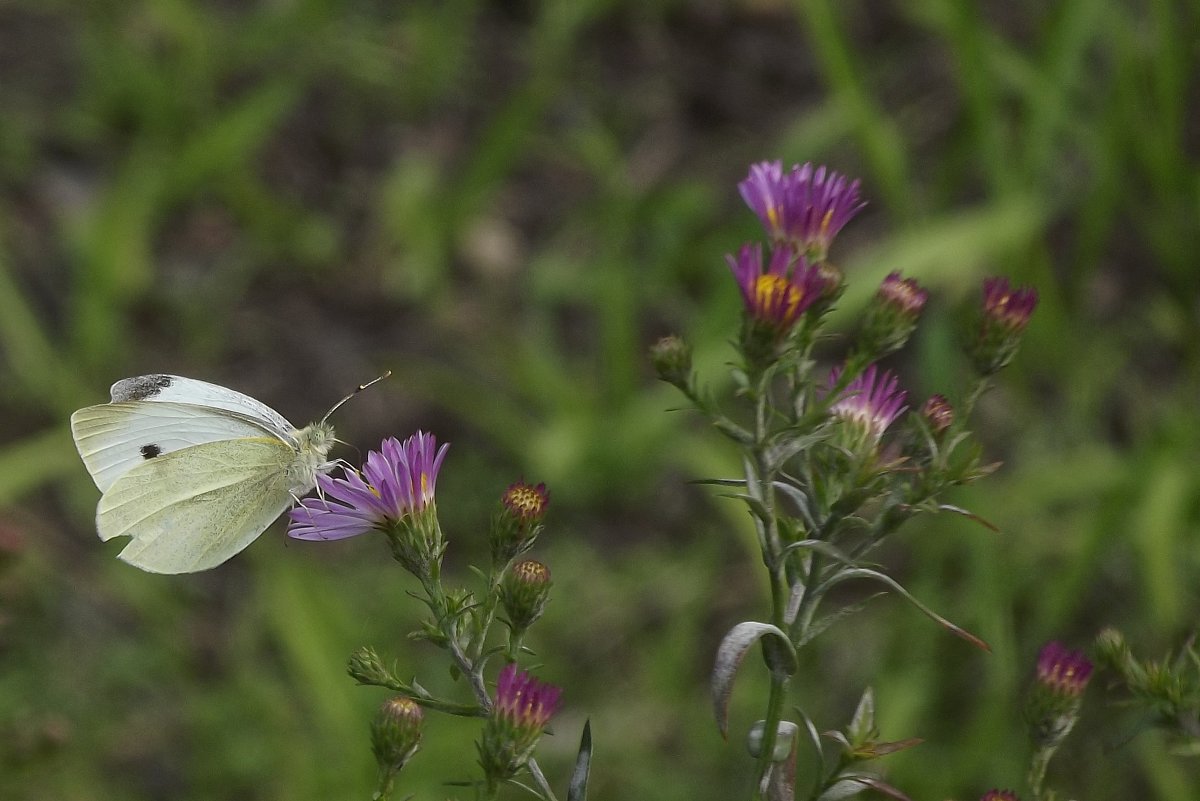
[712,622,798,738]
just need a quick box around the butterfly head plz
[291,421,338,493]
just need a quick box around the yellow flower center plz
[754,274,803,322]
[504,484,547,519]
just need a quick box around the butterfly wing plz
[109,374,297,441]
[95,437,299,574]
[71,401,285,493]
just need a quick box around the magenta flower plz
[827,364,908,443]
[979,791,1021,801]
[738,160,865,260]
[727,243,826,332]
[479,663,562,785]
[970,276,1039,375]
[877,271,928,318]
[1036,641,1093,698]
[288,431,448,541]
[982,276,1038,334]
[494,663,561,730]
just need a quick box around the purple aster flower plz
[982,276,1038,334]
[1035,641,1093,698]
[979,791,1021,801]
[827,364,908,443]
[738,160,866,260]
[494,663,561,730]
[288,432,449,578]
[1026,640,1092,751]
[970,276,1039,375]
[478,663,562,785]
[727,243,825,332]
[288,431,448,541]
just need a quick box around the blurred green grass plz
[1,1,1197,799]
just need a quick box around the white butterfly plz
[70,374,381,574]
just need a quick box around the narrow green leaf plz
[936,503,1000,532]
[566,720,592,801]
[848,687,875,741]
[795,706,826,776]
[798,594,886,648]
[780,539,860,566]
[821,568,991,651]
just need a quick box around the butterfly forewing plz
[96,438,300,574]
[71,401,286,493]
[109,375,296,441]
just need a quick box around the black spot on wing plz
[112,375,174,401]
[140,443,162,459]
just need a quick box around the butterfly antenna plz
[321,371,391,425]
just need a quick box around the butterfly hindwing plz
[96,438,298,574]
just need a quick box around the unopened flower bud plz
[500,559,552,632]
[1025,641,1093,748]
[348,646,393,687]
[371,697,423,778]
[650,335,693,389]
[478,664,561,787]
[746,720,797,762]
[490,480,550,568]
[920,394,954,435]
[858,272,928,358]
[968,276,1038,376]
[1093,627,1129,670]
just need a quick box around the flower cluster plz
[729,162,868,361]
[654,159,1044,800]
[287,427,568,797]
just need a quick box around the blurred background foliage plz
[0,0,1197,799]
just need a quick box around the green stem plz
[1027,742,1058,801]
[960,374,991,421]
[747,368,793,800]
[470,566,504,662]
[506,627,527,663]
[422,571,493,710]
[372,766,397,801]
